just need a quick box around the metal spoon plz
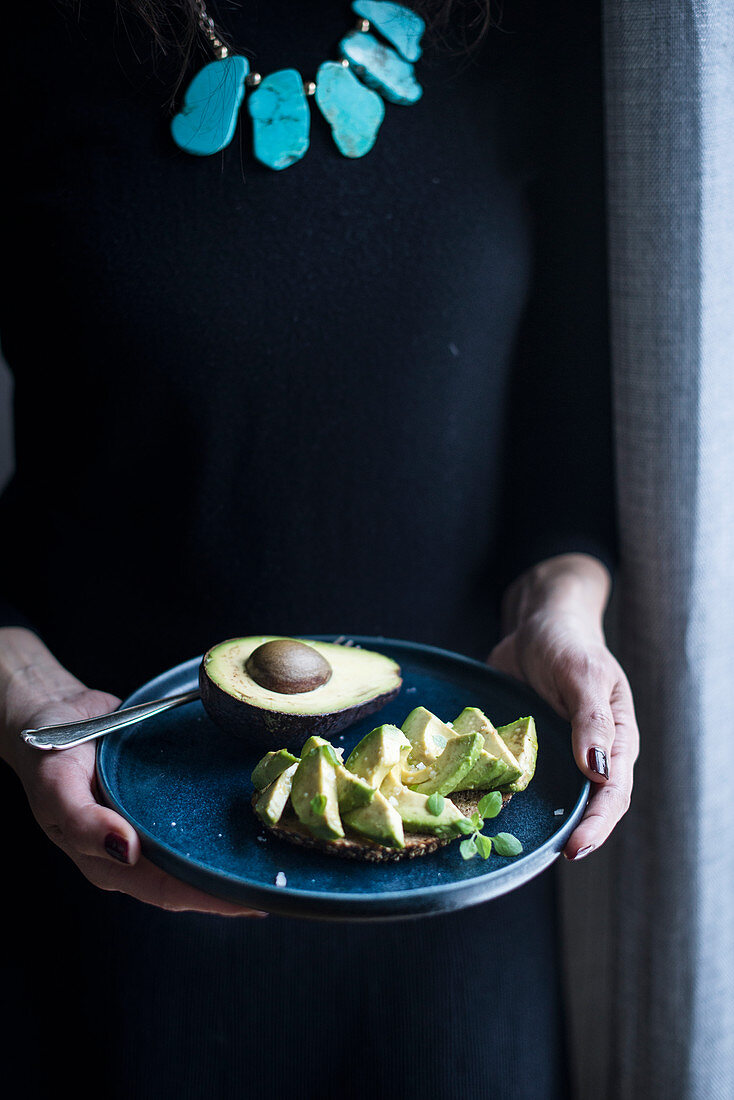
[20,690,201,751]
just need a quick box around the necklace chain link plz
[193,0,229,60]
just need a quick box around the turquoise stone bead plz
[352,1,425,63]
[339,31,422,105]
[247,69,310,171]
[171,56,249,156]
[315,62,385,158]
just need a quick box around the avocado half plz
[199,636,402,751]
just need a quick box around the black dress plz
[0,2,614,1096]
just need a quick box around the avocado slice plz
[408,732,483,797]
[459,748,516,790]
[496,717,538,792]
[299,735,343,765]
[345,724,410,789]
[200,636,402,750]
[296,735,373,810]
[343,789,405,848]
[380,772,471,839]
[253,762,299,826]
[251,749,300,791]
[290,744,345,839]
[452,707,523,788]
[401,707,454,765]
[394,789,471,839]
[335,764,375,812]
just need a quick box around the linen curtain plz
[560,3,734,1097]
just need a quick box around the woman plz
[0,1,637,1096]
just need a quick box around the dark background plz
[0,359,11,491]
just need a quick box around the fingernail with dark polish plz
[570,845,595,862]
[105,832,130,864]
[587,747,609,779]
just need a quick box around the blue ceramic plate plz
[96,636,589,921]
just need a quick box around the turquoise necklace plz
[171,1,425,170]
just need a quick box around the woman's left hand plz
[488,554,638,861]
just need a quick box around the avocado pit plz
[245,639,332,695]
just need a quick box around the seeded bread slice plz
[252,790,512,863]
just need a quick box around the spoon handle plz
[20,690,201,751]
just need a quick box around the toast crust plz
[253,790,512,862]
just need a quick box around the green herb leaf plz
[470,811,484,831]
[491,832,523,857]
[477,791,503,819]
[477,836,493,862]
[475,833,493,859]
[426,792,445,816]
[460,836,478,860]
[310,794,327,815]
[456,817,477,836]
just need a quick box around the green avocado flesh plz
[460,749,515,790]
[345,725,410,788]
[249,705,538,850]
[254,763,299,826]
[452,708,523,788]
[408,732,483,796]
[343,789,405,848]
[294,735,373,809]
[299,735,343,765]
[335,765,375,812]
[496,717,538,792]
[380,772,468,839]
[290,745,344,839]
[251,749,300,790]
[401,707,453,764]
[203,636,402,718]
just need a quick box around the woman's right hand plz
[0,627,267,917]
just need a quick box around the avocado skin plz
[199,662,401,752]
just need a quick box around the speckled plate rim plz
[96,637,590,921]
